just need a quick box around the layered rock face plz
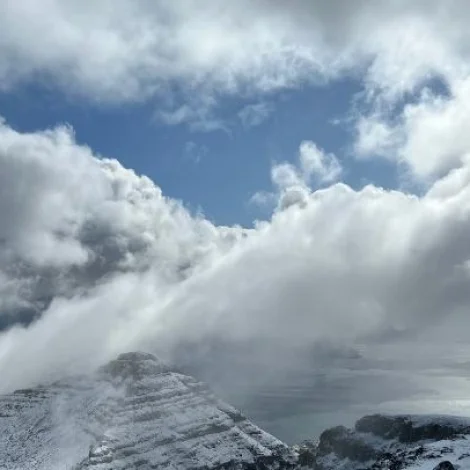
[0,352,297,470]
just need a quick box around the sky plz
[2,0,470,442]
[0,77,368,226]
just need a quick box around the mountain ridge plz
[0,351,297,470]
[1,352,470,470]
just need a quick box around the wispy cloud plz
[238,102,273,128]
[155,97,227,133]
[184,141,208,163]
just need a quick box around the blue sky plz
[0,77,400,226]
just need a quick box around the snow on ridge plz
[3,352,470,470]
[0,351,297,470]
[310,413,470,470]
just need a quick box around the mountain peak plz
[99,350,171,381]
[3,353,470,469]
[0,351,297,470]
[115,351,159,362]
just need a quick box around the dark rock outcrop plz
[356,414,470,443]
[318,425,376,461]
[314,414,470,470]
[433,462,455,470]
[295,441,317,469]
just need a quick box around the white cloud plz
[354,114,401,159]
[2,1,470,115]
[395,79,470,179]
[0,118,245,330]
[249,190,277,209]
[156,95,227,132]
[4,0,470,435]
[354,77,470,182]
[340,2,470,184]
[252,141,342,212]
[0,111,469,442]
[0,1,329,103]
[2,118,470,409]
[238,102,273,128]
[299,141,342,184]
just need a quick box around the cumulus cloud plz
[252,141,342,211]
[1,116,470,436]
[354,114,401,160]
[4,0,470,441]
[355,78,470,181]
[0,118,244,331]
[344,1,470,184]
[299,141,343,184]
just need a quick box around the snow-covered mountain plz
[297,414,470,470]
[1,351,470,470]
[0,352,297,470]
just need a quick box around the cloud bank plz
[2,0,470,439]
[1,116,470,431]
[2,1,470,128]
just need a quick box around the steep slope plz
[0,352,297,470]
[296,414,470,470]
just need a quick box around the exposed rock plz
[294,440,317,468]
[356,414,470,443]
[355,415,411,440]
[318,425,376,461]
[314,414,470,470]
[98,351,171,381]
[433,462,455,470]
